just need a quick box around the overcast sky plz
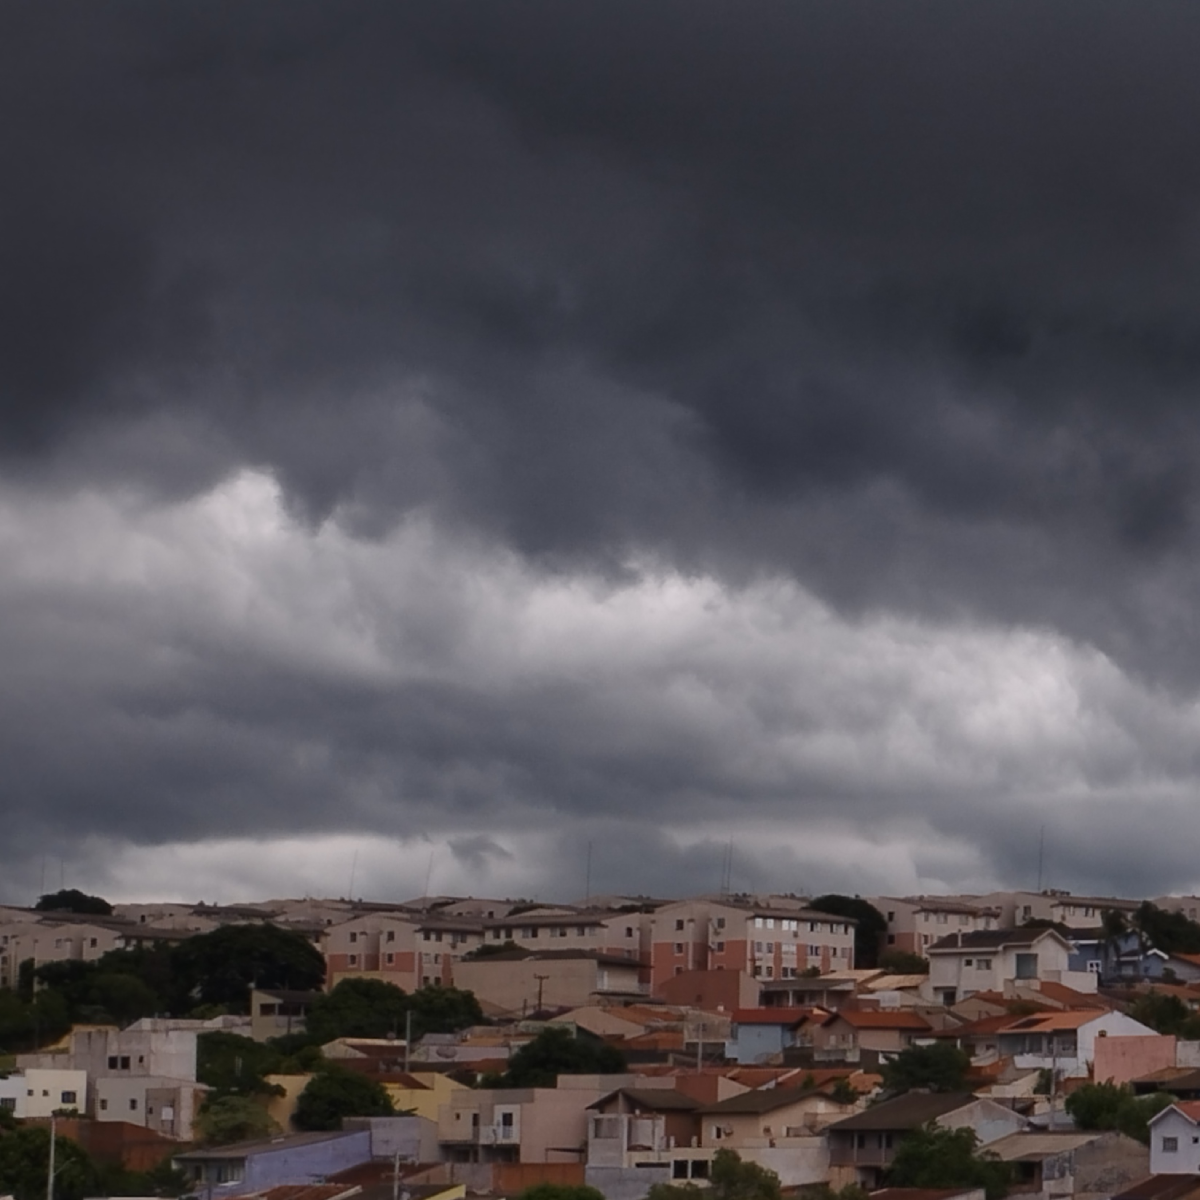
[7,2,1200,906]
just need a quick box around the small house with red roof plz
[1148,1101,1200,1174]
[811,1009,934,1064]
[996,1008,1157,1078]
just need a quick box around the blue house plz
[724,1008,811,1064]
[175,1129,372,1198]
[1068,929,1166,984]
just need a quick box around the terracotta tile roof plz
[826,1009,932,1030]
[732,1007,815,1026]
[702,1084,832,1115]
[1160,1101,1200,1124]
[1112,1176,1200,1200]
[998,1010,1108,1032]
[1035,981,1114,1008]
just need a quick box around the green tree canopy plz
[197,1031,290,1096]
[1133,903,1200,956]
[1064,1081,1175,1144]
[887,1124,1011,1200]
[170,924,326,1013]
[501,1026,626,1088]
[647,1149,781,1200]
[194,1094,281,1146]
[34,890,112,916]
[293,1065,394,1130]
[306,979,484,1044]
[517,1185,606,1200]
[0,1124,99,1200]
[809,896,886,969]
[1128,991,1200,1039]
[877,950,930,975]
[880,1043,970,1095]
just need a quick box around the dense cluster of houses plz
[11,887,1200,1200]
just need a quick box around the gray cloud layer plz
[5,2,1200,902]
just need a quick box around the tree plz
[197,1031,288,1096]
[0,1124,100,1200]
[170,924,326,1013]
[877,950,930,975]
[809,896,887,969]
[306,979,484,1044]
[1133,903,1200,956]
[501,1027,626,1087]
[880,1043,970,1095]
[1064,1082,1175,1145]
[306,978,410,1043]
[1128,991,1200,1039]
[648,1149,781,1200]
[293,1065,394,1130]
[517,1186,606,1200]
[887,1123,1011,1200]
[194,1094,281,1145]
[34,890,112,916]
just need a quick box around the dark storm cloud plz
[9,2,1200,899]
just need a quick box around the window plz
[349,932,358,943]
[765,942,774,952]
[423,931,431,942]
[964,959,973,967]
[715,917,725,930]
[0,1098,14,1112]
[754,941,763,953]
[1015,953,1038,980]
[385,953,394,965]
[120,1056,130,1070]
[625,927,634,937]
[1163,1137,1179,1153]
[90,938,98,948]
[809,944,820,955]
[887,934,896,944]
[108,1056,118,1069]
[937,913,949,924]
[676,919,685,931]
[977,958,992,969]
[674,943,684,954]
[349,954,358,966]
[99,1099,108,1111]
[61,1091,77,1104]
[715,941,725,952]
[1087,960,1102,973]
[129,1098,139,1111]
[577,926,588,936]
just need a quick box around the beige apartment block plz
[453,949,645,1016]
[872,897,1000,957]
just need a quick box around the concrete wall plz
[344,1114,439,1163]
[1073,1131,1151,1200]
[742,1142,830,1187]
[1093,1034,1177,1085]
[587,1165,671,1200]
[939,1098,1028,1147]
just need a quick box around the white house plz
[1148,1102,1200,1174]
[922,928,1095,1005]
[995,1009,1159,1079]
[0,1069,87,1118]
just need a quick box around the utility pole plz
[404,1009,412,1075]
[46,1114,56,1200]
[392,1148,401,1200]
[534,974,549,1014]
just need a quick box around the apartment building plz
[974,891,1139,930]
[478,905,652,967]
[707,902,855,984]
[0,918,130,987]
[872,897,999,956]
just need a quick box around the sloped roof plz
[732,1007,814,1026]
[701,1084,831,1115]
[589,1087,701,1112]
[928,929,1067,953]
[985,1131,1113,1160]
[1155,1101,1200,1125]
[998,1010,1109,1033]
[826,1010,932,1030]
[1111,1176,1200,1200]
[827,1092,978,1131]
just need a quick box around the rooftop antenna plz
[721,840,734,897]
[1036,825,1046,893]
[348,849,358,900]
[423,847,435,901]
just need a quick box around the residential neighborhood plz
[9,886,1200,1200]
